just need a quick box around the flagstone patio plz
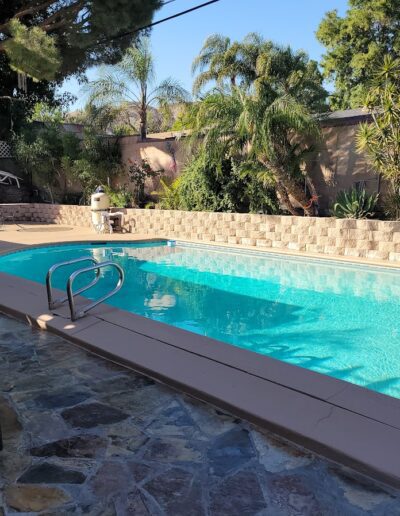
[1,313,400,515]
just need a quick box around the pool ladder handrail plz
[46,257,124,321]
[67,261,124,321]
[46,256,100,310]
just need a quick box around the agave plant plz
[332,187,379,219]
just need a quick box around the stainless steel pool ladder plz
[46,256,124,321]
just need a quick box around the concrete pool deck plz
[1,223,400,492]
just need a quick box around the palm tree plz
[192,33,327,113]
[192,32,265,96]
[189,85,320,216]
[86,38,190,140]
[254,44,328,113]
[190,37,326,216]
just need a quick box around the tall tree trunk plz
[305,176,319,216]
[275,180,302,216]
[263,159,317,216]
[139,105,147,141]
[284,178,316,217]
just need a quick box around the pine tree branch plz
[0,0,55,33]
[40,1,85,31]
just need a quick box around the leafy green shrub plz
[13,120,81,202]
[332,188,379,219]
[147,177,183,210]
[105,186,132,208]
[70,131,123,203]
[178,155,279,214]
[12,101,123,204]
[128,159,161,207]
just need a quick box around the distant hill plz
[66,102,186,136]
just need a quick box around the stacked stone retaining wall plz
[1,203,400,262]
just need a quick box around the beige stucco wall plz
[117,134,190,194]
[308,124,379,212]
[2,203,400,263]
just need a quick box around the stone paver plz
[0,313,400,515]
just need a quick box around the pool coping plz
[1,238,400,489]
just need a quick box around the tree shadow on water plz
[235,327,373,382]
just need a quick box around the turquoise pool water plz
[1,241,400,398]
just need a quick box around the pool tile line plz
[174,239,400,271]
[2,231,400,270]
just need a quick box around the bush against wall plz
[12,102,124,203]
[70,131,123,203]
[128,158,161,207]
[178,156,279,214]
[12,115,81,202]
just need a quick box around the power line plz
[98,0,222,45]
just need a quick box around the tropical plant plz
[87,38,190,140]
[331,187,378,218]
[170,103,198,131]
[382,186,400,221]
[356,56,400,183]
[187,83,320,216]
[188,35,327,215]
[147,177,183,210]
[317,0,400,109]
[192,33,261,95]
[355,55,400,219]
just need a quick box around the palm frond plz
[120,37,155,88]
[191,34,231,74]
[150,78,190,106]
[85,67,130,107]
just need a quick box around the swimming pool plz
[1,240,399,398]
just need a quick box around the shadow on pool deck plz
[1,312,400,515]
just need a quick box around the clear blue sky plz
[59,0,349,111]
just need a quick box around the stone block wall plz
[0,203,92,226]
[2,203,400,262]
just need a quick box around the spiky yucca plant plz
[356,56,400,191]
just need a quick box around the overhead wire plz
[95,0,222,46]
